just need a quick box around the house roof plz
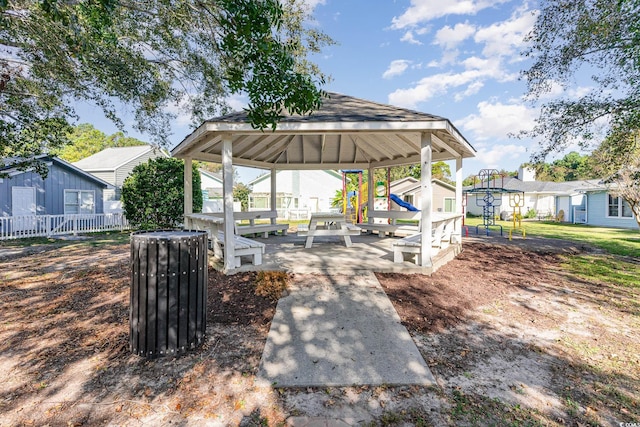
[199,169,223,184]
[1,155,112,187]
[247,169,342,186]
[171,92,476,170]
[73,145,165,172]
[464,176,606,195]
[390,177,455,195]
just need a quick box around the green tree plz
[530,152,595,182]
[522,0,640,164]
[376,162,453,183]
[1,0,332,173]
[54,124,147,162]
[233,183,250,212]
[122,157,202,229]
[590,132,640,229]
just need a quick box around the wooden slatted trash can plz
[130,230,208,358]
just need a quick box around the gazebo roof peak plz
[212,92,447,124]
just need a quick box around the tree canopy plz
[522,0,640,162]
[54,123,147,162]
[528,151,595,182]
[1,0,332,173]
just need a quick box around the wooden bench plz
[184,213,264,267]
[209,210,289,238]
[392,214,460,265]
[213,231,265,268]
[357,210,421,237]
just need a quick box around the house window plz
[607,194,633,218]
[64,190,95,214]
[444,197,455,213]
[403,195,414,205]
[249,195,269,209]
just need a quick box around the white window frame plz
[443,197,455,213]
[64,189,95,215]
[605,193,634,219]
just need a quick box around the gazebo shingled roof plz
[172,92,476,170]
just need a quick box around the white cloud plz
[454,81,484,101]
[458,100,537,141]
[391,0,511,29]
[400,30,423,45]
[472,143,529,168]
[428,49,461,67]
[434,22,476,50]
[474,8,537,59]
[383,60,412,79]
[532,81,594,101]
[460,56,518,82]
[389,70,487,108]
[388,57,513,108]
[166,100,193,127]
[227,93,248,111]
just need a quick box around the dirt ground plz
[0,235,638,426]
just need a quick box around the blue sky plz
[83,0,583,183]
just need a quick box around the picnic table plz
[297,212,361,248]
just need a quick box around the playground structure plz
[464,169,525,238]
[507,192,526,240]
[340,169,421,223]
[341,170,366,223]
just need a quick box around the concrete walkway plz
[257,272,435,388]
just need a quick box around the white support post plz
[367,166,375,223]
[453,157,463,244]
[222,136,235,272]
[270,167,277,218]
[184,157,193,218]
[420,132,433,268]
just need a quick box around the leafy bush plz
[524,208,537,219]
[122,157,202,230]
[254,271,290,301]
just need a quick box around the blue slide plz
[390,193,419,211]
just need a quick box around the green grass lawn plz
[464,216,640,257]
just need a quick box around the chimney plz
[519,166,536,182]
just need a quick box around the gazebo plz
[171,92,476,272]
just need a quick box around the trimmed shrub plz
[122,157,202,229]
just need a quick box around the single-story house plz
[464,167,567,218]
[556,182,639,229]
[73,145,168,208]
[200,169,223,199]
[1,155,111,219]
[390,177,456,213]
[247,169,343,219]
[464,167,638,229]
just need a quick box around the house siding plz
[1,161,105,216]
[250,170,342,213]
[432,183,455,212]
[586,192,639,229]
[115,150,160,187]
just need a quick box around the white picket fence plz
[0,214,130,240]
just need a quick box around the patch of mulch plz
[208,270,277,327]
[377,242,564,333]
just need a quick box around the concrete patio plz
[209,231,462,275]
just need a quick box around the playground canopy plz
[172,92,477,272]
